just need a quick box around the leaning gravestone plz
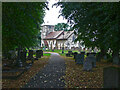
[28,50,33,60]
[75,52,85,64]
[103,66,120,88]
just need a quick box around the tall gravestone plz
[28,50,33,60]
[103,66,120,88]
[20,50,27,66]
[73,52,78,60]
[89,53,97,68]
[83,57,92,71]
[75,52,85,64]
[96,52,101,62]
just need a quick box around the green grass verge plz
[43,53,51,56]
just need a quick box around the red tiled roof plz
[44,31,63,40]
[43,30,74,40]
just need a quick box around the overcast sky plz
[42,0,67,25]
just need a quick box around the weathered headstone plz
[83,58,92,71]
[103,67,120,88]
[96,52,101,62]
[20,50,27,65]
[68,51,72,55]
[28,50,33,60]
[39,50,43,56]
[89,53,97,68]
[66,53,71,57]
[35,50,41,60]
[73,52,78,60]
[75,52,85,64]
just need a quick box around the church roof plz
[43,30,74,40]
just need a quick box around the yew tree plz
[54,2,120,64]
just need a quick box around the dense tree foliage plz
[54,2,120,64]
[2,2,48,52]
[54,23,70,31]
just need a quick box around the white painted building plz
[41,25,84,50]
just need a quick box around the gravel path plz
[24,53,66,88]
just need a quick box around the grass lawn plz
[43,53,51,56]
[45,49,80,56]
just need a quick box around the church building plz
[41,25,81,50]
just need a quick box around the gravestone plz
[86,53,90,56]
[35,50,41,60]
[83,58,92,71]
[96,52,101,62]
[28,50,33,60]
[73,52,78,60]
[103,66,120,88]
[68,51,72,55]
[39,50,43,56]
[20,50,27,65]
[89,53,97,68]
[66,53,71,57]
[75,52,85,64]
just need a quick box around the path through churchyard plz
[24,53,66,88]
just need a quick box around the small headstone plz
[68,51,72,55]
[73,52,78,60]
[28,50,33,60]
[75,52,85,64]
[103,67,120,88]
[35,50,41,60]
[39,50,43,56]
[66,53,71,57]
